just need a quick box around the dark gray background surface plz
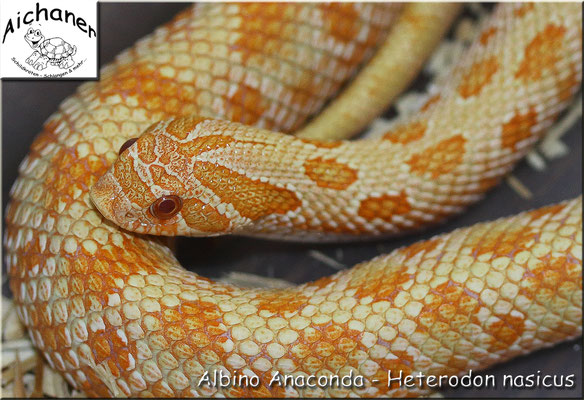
[2,3,582,398]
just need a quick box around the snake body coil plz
[4,2,582,397]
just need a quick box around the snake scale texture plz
[4,2,582,398]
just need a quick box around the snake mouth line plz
[90,174,174,233]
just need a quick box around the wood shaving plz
[2,339,35,352]
[30,355,44,398]
[539,140,569,160]
[13,352,25,398]
[539,95,581,159]
[2,352,37,385]
[2,297,26,343]
[42,365,70,398]
[506,175,534,199]
[526,151,547,171]
[218,271,293,289]
[308,250,347,271]
[2,349,35,368]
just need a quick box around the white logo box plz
[0,0,98,79]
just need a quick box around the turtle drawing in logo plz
[24,28,77,71]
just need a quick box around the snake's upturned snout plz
[90,172,127,225]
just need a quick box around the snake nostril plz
[150,195,183,220]
[119,138,138,155]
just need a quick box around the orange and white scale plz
[4,2,583,398]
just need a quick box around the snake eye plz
[119,138,138,155]
[150,195,183,220]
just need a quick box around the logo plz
[0,0,98,79]
[24,27,78,71]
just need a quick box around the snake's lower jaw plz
[90,175,161,234]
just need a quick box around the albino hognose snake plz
[4,2,582,397]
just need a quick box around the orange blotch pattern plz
[500,108,538,150]
[402,13,426,29]
[31,122,59,155]
[525,202,567,222]
[193,162,301,220]
[228,8,313,131]
[98,61,198,121]
[351,264,412,300]
[228,86,267,126]
[181,198,230,232]
[515,24,566,82]
[457,286,526,352]
[319,3,361,42]
[319,2,390,67]
[166,116,209,140]
[304,157,358,190]
[404,237,441,259]
[357,191,412,222]
[484,313,526,351]
[514,3,535,18]
[114,156,155,208]
[407,135,466,178]
[149,165,186,194]
[469,204,568,263]
[229,2,393,131]
[474,227,537,259]
[476,176,502,193]
[174,134,236,159]
[383,121,427,144]
[299,138,342,149]
[382,350,414,390]
[458,56,499,99]
[255,291,310,314]
[420,94,441,113]
[307,275,335,290]
[479,27,497,46]
[136,133,157,164]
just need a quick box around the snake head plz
[90,116,240,236]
